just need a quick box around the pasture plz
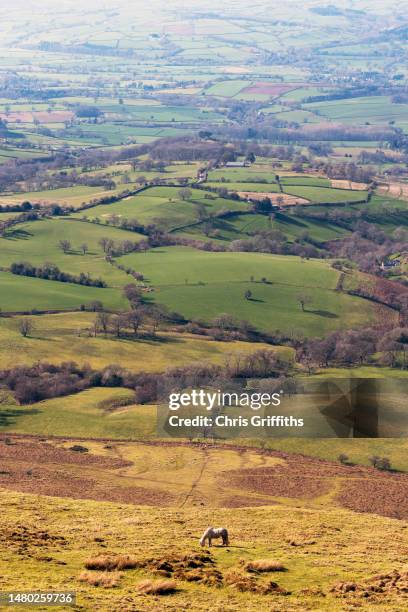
[206,181,280,193]
[0,185,130,208]
[280,176,331,187]
[205,80,251,97]
[118,247,388,336]
[204,174,366,205]
[74,186,249,230]
[62,123,190,145]
[283,185,367,204]
[176,209,349,242]
[0,218,143,287]
[207,167,279,182]
[304,95,408,128]
[0,271,126,312]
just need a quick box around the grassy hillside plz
[0,185,133,208]
[0,218,144,286]
[74,186,249,231]
[177,211,349,242]
[206,181,281,193]
[283,185,367,203]
[0,312,282,370]
[0,388,155,438]
[0,272,126,312]
[118,247,388,336]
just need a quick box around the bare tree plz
[96,311,111,337]
[111,314,127,338]
[18,318,33,337]
[58,239,71,253]
[126,308,144,336]
[80,243,89,255]
[178,187,192,201]
[297,293,312,312]
[98,237,114,254]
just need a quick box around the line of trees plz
[0,347,290,405]
[298,325,408,371]
[10,261,107,288]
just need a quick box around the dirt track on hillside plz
[1,435,408,518]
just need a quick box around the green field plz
[100,103,223,124]
[0,218,143,288]
[0,271,125,312]
[118,247,386,336]
[206,181,280,193]
[0,185,130,208]
[62,123,191,145]
[205,80,250,97]
[280,176,331,187]
[0,387,151,438]
[177,211,349,243]
[304,95,408,127]
[283,185,368,203]
[207,168,279,182]
[74,186,249,231]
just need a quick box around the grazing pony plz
[199,527,229,547]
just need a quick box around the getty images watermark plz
[157,378,408,438]
[167,389,304,429]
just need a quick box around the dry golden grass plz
[78,571,122,588]
[136,579,178,595]
[84,554,140,571]
[245,559,287,573]
[2,456,408,610]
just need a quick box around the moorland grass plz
[1,475,408,610]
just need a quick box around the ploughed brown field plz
[1,435,408,519]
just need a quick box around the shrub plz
[369,456,392,471]
[338,453,349,465]
[97,396,135,412]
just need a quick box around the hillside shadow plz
[274,212,307,228]
[0,408,40,427]
[117,333,182,345]
[308,309,338,318]
[3,229,33,241]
